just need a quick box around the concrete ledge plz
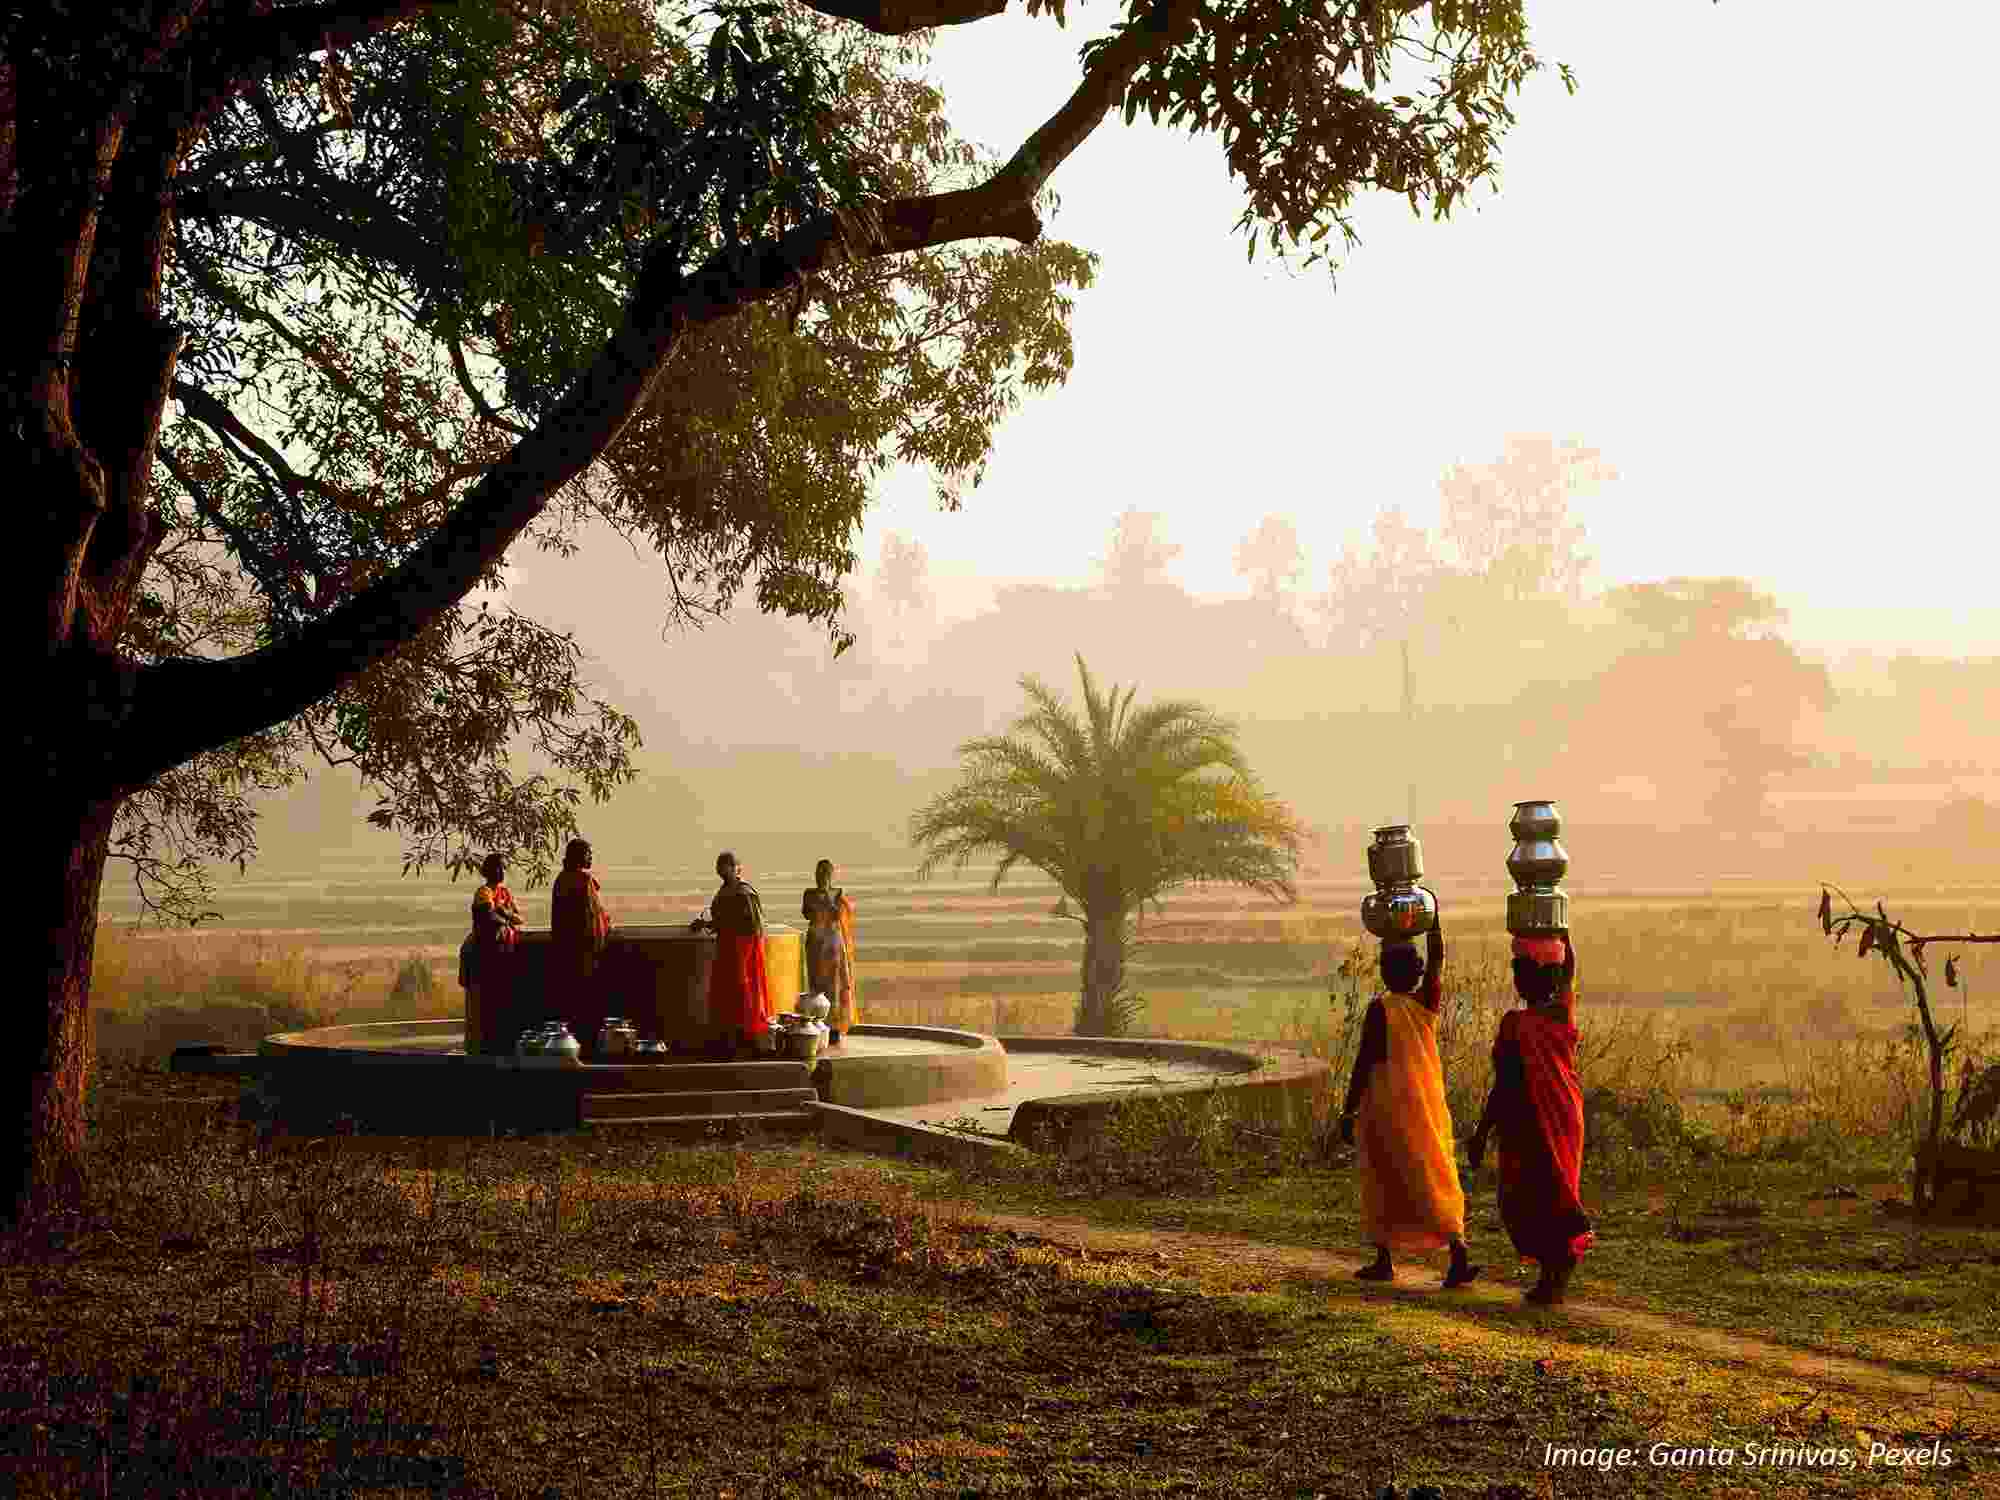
[997,1034,1262,1071]
[262,1017,476,1057]
[812,1025,1009,1110]
[811,1102,1028,1170]
[998,1036,1330,1153]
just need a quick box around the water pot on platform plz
[1504,798,1570,935]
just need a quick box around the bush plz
[389,955,438,1010]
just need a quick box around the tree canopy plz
[105,0,1101,916]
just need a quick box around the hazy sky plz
[839,0,1999,656]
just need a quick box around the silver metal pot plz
[1506,836,1569,889]
[780,1022,825,1065]
[1506,887,1569,935]
[546,1025,583,1066]
[1508,800,1561,842]
[1361,883,1437,940]
[1366,825,1423,887]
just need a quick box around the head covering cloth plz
[1511,934,1567,965]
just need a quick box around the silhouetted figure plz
[550,837,611,1031]
[464,853,523,1054]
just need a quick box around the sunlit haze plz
[837,0,1997,652]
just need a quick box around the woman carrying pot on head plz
[1467,930,1594,1305]
[1339,890,1480,1289]
[700,851,771,1058]
[549,837,612,1024]
[463,853,525,1054]
[801,858,858,1046]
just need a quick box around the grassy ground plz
[18,1065,1997,1499]
[62,875,2000,1494]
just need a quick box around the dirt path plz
[972,1210,2000,1420]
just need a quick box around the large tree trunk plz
[12,794,118,1223]
[1076,908,1127,1036]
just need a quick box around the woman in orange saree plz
[1338,896,1479,1288]
[550,837,611,1026]
[701,851,770,1056]
[1469,931,1595,1304]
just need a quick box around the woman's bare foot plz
[1524,1258,1571,1304]
[1442,1250,1481,1289]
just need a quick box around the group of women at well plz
[462,847,1592,1300]
[460,841,859,1059]
[1338,893,1593,1305]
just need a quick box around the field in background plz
[91,851,1999,1157]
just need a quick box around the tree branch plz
[170,377,347,509]
[181,1,454,127]
[157,443,308,617]
[176,179,453,291]
[446,331,531,438]
[794,0,1009,35]
[112,0,1181,791]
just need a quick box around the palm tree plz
[909,654,1306,1035]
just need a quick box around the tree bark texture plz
[12,795,117,1223]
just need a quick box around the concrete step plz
[569,1061,814,1093]
[581,1110,817,1139]
[581,1087,817,1121]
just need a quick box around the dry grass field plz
[88,857,2000,1175]
[37,853,2000,1497]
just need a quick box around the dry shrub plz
[90,926,456,1063]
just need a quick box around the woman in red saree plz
[1469,931,1595,1304]
[699,851,770,1056]
[550,837,612,1025]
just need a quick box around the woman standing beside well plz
[464,853,524,1054]
[549,837,611,1025]
[802,858,859,1045]
[702,851,771,1057]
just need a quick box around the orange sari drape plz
[834,892,858,1028]
[1354,993,1466,1252]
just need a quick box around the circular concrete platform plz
[224,1018,1329,1147]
